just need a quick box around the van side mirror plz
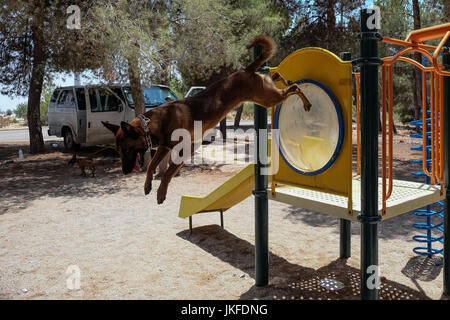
[118,103,124,112]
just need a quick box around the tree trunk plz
[234,104,243,129]
[412,0,422,120]
[27,0,46,154]
[443,0,450,23]
[127,55,145,117]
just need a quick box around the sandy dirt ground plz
[0,124,449,300]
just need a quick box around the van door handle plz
[88,122,91,128]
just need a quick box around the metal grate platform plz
[268,176,445,221]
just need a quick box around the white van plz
[47,84,177,149]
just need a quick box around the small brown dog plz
[68,154,96,177]
[103,35,311,204]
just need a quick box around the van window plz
[122,86,178,108]
[64,90,76,108]
[89,88,121,112]
[57,90,67,106]
[50,90,60,103]
[111,88,126,104]
[56,89,76,108]
[75,88,86,110]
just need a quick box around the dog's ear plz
[120,121,141,139]
[102,121,120,135]
[165,97,173,102]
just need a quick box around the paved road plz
[0,120,267,143]
[0,127,59,143]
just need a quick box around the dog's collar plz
[137,114,152,150]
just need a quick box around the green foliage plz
[168,77,188,99]
[242,102,254,118]
[14,103,27,119]
[172,0,285,86]
[39,81,56,125]
[13,80,55,125]
[374,0,444,123]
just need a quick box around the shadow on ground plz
[0,142,128,214]
[177,225,433,300]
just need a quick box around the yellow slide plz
[178,164,255,218]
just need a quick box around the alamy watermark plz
[167,122,279,176]
[66,265,81,290]
[366,5,381,30]
[366,265,381,290]
[66,5,81,30]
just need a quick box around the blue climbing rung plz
[411,145,432,151]
[410,112,444,264]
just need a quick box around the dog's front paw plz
[303,102,312,112]
[144,180,152,195]
[156,187,167,204]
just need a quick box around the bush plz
[14,102,27,119]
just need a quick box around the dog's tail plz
[245,36,276,73]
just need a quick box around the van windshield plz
[123,86,178,108]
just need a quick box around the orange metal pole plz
[440,74,445,186]
[435,71,440,183]
[382,66,387,215]
[422,72,431,177]
[430,71,436,185]
[382,36,441,51]
[356,73,361,175]
[432,31,450,76]
[406,22,450,43]
[387,66,394,200]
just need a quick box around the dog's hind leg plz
[144,145,170,195]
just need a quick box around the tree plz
[0,0,109,153]
[170,0,285,134]
[90,0,171,116]
[14,103,28,119]
[272,0,362,64]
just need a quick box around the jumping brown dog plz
[102,35,311,204]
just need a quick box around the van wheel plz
[63,128,80,150]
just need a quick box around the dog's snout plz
[122,167,132,175]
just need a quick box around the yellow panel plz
[178,139,272,219]
[270,48,353,203]
[178,164,255,218]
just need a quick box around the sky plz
[0,74,74,112]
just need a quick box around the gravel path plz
[0,128,449,300]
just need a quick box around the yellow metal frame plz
[269,47,353,214]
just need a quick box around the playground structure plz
[178,10,450,300]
